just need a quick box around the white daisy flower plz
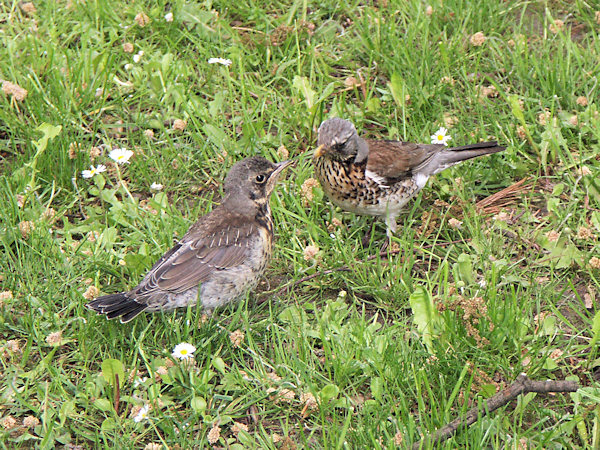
[124,63,133,71]
[81,164,107,178]
[165,12,173,22]
[133,377,148,388]
[172,342,196,360]
[430,127,452,146]
[134,405,150,422]
[109,148,134,164]
[150,182,163,191]
[208,57,232,67]
[133,51,144,63]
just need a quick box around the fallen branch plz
[413,373,578,449]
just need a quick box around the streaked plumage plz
[86,156,292,323]
[314,118,505,236]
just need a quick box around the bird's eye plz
[255,174,266,183]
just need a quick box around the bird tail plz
[426,141,505,176]
[86,293,147,323]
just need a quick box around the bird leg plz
[382,214,399,252]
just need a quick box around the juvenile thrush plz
[314,118,505,237]
[86,156,293,323]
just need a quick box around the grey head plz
[222,156,293,212]
[315,118,369,163]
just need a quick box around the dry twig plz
[413,373,578,449]
[476,177,532,214]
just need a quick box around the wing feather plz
[365,140,442,180]
[132,216,256,297]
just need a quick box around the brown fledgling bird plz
[86,156,293,323]
[314,118,505,237]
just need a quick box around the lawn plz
[1,0,600,448]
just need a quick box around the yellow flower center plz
[437,135,443,140]
[181,349,187,355]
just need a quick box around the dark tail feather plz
[447,141,505,153]
[427,141,505,176]
[86,293,147,323]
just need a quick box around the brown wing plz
[365,139,443,180]
[132,211,256,296]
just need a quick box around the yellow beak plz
[313,144,325,159]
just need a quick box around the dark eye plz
[255,174,266,183]
[333,140,347,151]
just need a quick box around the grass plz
[1,0,600,447]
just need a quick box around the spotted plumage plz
[86,156,292,323]
[314,118,505,236]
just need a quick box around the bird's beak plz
[266,159,294,193]
[313,144,325,159]
[270,159,295,180]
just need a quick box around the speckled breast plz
[314,157,419,217]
